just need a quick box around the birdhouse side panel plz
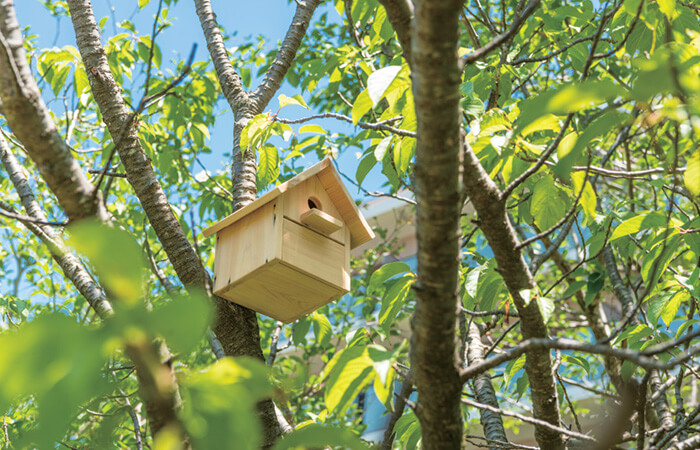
[282,175,345,243]
[281,218,350,291]
[212,200,282,293]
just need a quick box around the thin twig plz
[461,397,597,442]
[274,112,416,138]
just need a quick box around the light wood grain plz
[202,157,374,248]
[300,208,343,235]
[215,261,346,323]
[281,218,349,290]
[212,200,281,293]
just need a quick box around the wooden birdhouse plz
[202,158,375,323]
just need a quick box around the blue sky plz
[15,0,383,199]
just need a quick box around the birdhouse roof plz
[202,158,375,249]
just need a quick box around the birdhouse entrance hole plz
[307,196,321,210]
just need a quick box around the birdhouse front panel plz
[203,158,375,323]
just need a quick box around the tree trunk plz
[411,0,464,447]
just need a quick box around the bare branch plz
[461,0,540,67]
[192,0,248,112]
[460,397,597,443]
[251,0,322,111]
[460,332,700,382]
[275,112,416,137]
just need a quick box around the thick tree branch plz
[410,0,464,448]
[377,0,414,65]
[462,142,563,448]
[192,0,248,113]
[0,1,107,221]
[250,0,322,111]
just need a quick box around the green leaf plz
[293,315,311,345]
[571,172,596,224]
[191,122,210,147]
[530,175,567,230]
[585,271,605,305]
[50,65,72,96]
[367,65,402,107]
[610,212,668,240]
[278,94,309,110]
[394,137,415,177]
[324,346,374,415]
[311,312,332,347]
[536,296,555,324]
[658,0,676,20]
[615,324,654,345]
[356,153,377,190]
[257,144,280,189]
[504,354,526,388]
[67,220,145,303]
[394,411,421,450]
[74,66,89,96]
[561,354,591,376]
[138,0,151,8]
[378,274,413,334]
[352,89,372,125]
[182,358,273,450]
[298,124,326,134]
[368,261,411,295]
[641,235,681,289]
[374,135,392,161]
[0,315,108,449]
[554,111,631,179]
[272,424,371,450]
[685,150,700,196]
[516,80,624,134]
[150,290,212,354]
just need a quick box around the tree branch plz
[410,0,464,447]
[461,141,564,448]
[460,332,700,382]
[192,0,248,112]
[377,0,414,65]
[461,0,540,67]
[460,397,597,443]
[467,323,509,447]
[0,0,107,221]
[251,0,322,111]
[275,112,416,137]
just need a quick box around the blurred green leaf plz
[272,423,371,450]
[67,220,145,303]
[181,358,273,450]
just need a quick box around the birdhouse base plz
[215,259,348,324]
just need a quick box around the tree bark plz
[411,0,464,448]
[377,0,414,65]
[461,147,564,449]
[467,323,508,448]
[0,0,107,222]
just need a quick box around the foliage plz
[1,0,699,448]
